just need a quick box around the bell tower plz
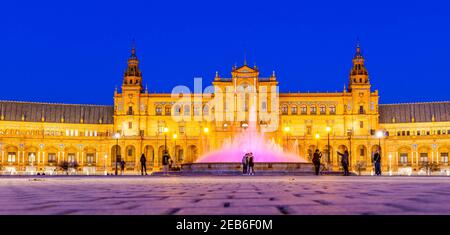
[122,45,143,92]
[114,44,146,138]
[348,41,370,92]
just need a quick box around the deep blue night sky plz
[1,0,449,105]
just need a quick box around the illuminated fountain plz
[182,105,312,174]
[197,106,306,163]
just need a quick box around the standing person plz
[312,149,322,176]
[120,159,126,175]
[338,150,350,176]
[373,150,382,175]
[162,150,171,175]
[242,153,248,175]
[140,153,147,175]
[169,158,173,171]
[248,153,255,175]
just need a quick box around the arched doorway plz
[158,145,166,166]
[45,146,58,166]
[323,145,333,164]
[397,146,411,166]
[5,145,18,166]
[143,145,154,167]
[110,145,121,165]
[125,145,136,170]
[83,147,97,166]
[187,145,198,163]
[174,145,184,163]
[25,146,38,166]
[357,145,367,162]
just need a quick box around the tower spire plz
[348,40,370,91]
[122,41,143,92]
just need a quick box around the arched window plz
[300,106,307,115]
[165,105,171,116]
[155,106,162,116]
[310,106,317,115]
[203,105,209,116]
[194,105,201,116]
[319,105,326,115]
[174,105,181,116]
[291,105,298,115]
[329,106,336,115]
[281,105,288,115]
[184,105,191,116]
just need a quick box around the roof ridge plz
[0,100,113,107]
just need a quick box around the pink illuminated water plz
[197,105,306,163]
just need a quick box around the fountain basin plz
[181,162,314,175]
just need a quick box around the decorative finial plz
[272,70,276,77]
[145,84,148,93]
[356,37,361,53]
[243,54,247,66]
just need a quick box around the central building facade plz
[0,45,449,175]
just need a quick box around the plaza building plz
[0,45,449,175]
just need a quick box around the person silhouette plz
[140,153,147,175]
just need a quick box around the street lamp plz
[203,127,209,152]
[163,127,169,152]
[114,132,121,175]
[388,154,392,176]
[376,130,384,155]
[326,126,331,164]
[283,126,291,150]
[173,133,178,162]
[104,154,107,175]
[315,133,320,150]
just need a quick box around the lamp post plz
[347,129,353,170]
[376,130,384,175]
[376,130,384,156]
[114,132,121,175]
[203,127,209,152]
[163,127,169,152]
[388,154,392,176]
[104,154,107,175]
[326,126,331,164]
[283,126,291,151]
[315,133,320,151]
[173,133,178,162]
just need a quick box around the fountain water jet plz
[196,105,306,163]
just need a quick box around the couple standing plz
[242,152,255,175]
[312,149,350,176]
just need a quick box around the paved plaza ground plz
[1,175,450,215]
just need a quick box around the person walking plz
[373,150,382,175]
[120,159,126,175]
[248,153,255,175]
[338,150,350,176]
[162,150,171,175]
[140,153,148,175]
[312,149,322,176]
[242,153,248,175]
